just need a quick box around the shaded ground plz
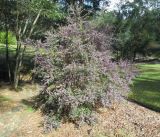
[10,102,160,137]
[0,83,159,137]
[0,83,44,137]
[129,64,160,111]
[0,44,35,82]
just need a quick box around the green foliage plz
[0,31,16,45]
[93,11,116,27]
[29,0,65,20]
[70,106,92,120]
[0,0,66,88]
[100,0,160,60]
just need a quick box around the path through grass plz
[129,64,160,111]
[0,84,41,137]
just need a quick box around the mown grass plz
[129,64,160,112]
[0,44,35,56]
[0,43,35,64]
[0,44,16,54]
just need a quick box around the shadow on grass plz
[0,82,34,92]
[0,44,35,84]
[133,79,160,92]
[21,94,41,112]
[129,64,160,112]
[0,95,11,103]
[129,99,160,112]
[21,99,35,107]
[0,95,16,113]
[21,99,36,112]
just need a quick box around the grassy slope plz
[129,64,160,111]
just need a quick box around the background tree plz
[0,0,64,89]
[59,0,109,12]
[114,0,160,60]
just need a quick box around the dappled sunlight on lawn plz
[129,64,160,111]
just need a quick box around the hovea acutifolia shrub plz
[35,15,134,131]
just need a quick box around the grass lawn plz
[0,44,17,54]
[129,64,160,112]
[0,43,35,81]
[0,43,35,55]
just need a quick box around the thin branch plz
[29,9,42,38]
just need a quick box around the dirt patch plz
[8,101,160,137]
[0,84,159,137]
[46,101,160,137]
[0,83,41,137]
[10,111,44,137]
[94,101,160,137]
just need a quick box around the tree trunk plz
[4,2,11,83]
[14,66,19,89]
[133,50,136,62]
[14,36,27,89]
[13,8,42,89]
[14,39,21,89]
[29,9,42,38]
[5,24,11,83]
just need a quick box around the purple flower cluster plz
[35,17,134,131]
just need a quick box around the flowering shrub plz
[35,14,134,131]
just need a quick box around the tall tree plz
[1,0,64,89]
[0,0,14,82]
[60,0,109,11]
[114,0,160,60]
